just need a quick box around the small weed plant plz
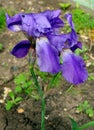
[5,72,39,110]
[72,8,94,33]
[71,118,94,130]
[59,2,71,11]
[88,75,94,81]
[0,43,4,51]
[0,8,6,31]
[77,100,94,118]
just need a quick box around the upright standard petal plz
[33,13,51,34]
[65,13,74,30]
[6,13,22,31]
[11,40,31,58]
[42,9,61,20]
[20,13,36,36]
[36,37,60,74]
[61,49,88,84]
[68,30,78,47]
[20,13,51,37]
[64,13,79,48]
[42,9,64,28]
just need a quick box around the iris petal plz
[61,50,88,84]
[36,37,60,74]
[42,9,64,28]
[20,13,35,36]
[65,13,74,30]
[20,13,51,37]
[6,13,22,31]
[47,34,69,51]
[33,13,51,33]
[42,9,61,19]
[11,40,31,58]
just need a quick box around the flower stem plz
[41,95,45,130]
[30,66,45,130]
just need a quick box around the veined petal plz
[36,37,60,74]
[11,40,31,58]
[61,49,88,84]
[6,13,22,31]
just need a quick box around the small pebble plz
[17,108,24,113]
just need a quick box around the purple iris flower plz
[61,49,88,84]
[6,10,88,84]
[47,13,82,52]
[6,9,64,37]
[47,13,88,84]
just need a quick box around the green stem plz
[48,72,60,89]
[79,121,94,130]
[30,67,43,97]
[30,66,45,130]
[41,95,45,130]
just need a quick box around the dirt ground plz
[0,0,94,130]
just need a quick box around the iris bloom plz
[6,10,88,84]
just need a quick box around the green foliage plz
[6,91,22,110]
[59,2,71,11]
[88,75,94,81]
[70,118,94,130]
[0,8,6,31]
[72,8,94,32]
[77,100,94,117]
[5,72,40,110]
[0,43,3,51]
[70,118,80,130]
[5,68,62,110]
[75,46,88,55]
[35,68,62,89]
[14,73,36,95]
[91,61,94,66]
[75,46,89,61]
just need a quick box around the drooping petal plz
[61,49,88,84]
[6,13,22,31]
[11,40,31,58]
[36,37,60,74]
